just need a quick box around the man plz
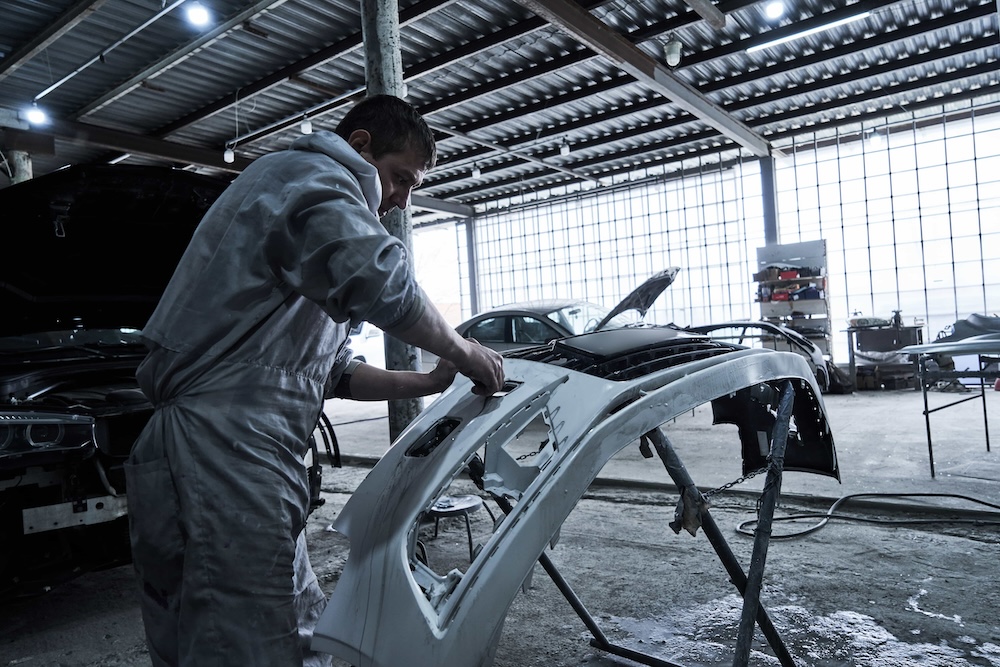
[126,94,504,667]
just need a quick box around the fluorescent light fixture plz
[746,11,870,53]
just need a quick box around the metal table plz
[900,334,1000,477]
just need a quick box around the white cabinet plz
[755,240,831,358]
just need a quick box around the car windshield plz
[546,303,636,335]
[0,328,146,353]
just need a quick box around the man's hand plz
[456,338,504,396]
[427,356,459,392]
[389,308,504,397]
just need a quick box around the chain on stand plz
[702,461,770,501]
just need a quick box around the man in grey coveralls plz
[125,95,504,666]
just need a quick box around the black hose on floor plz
[737,492,1000,538]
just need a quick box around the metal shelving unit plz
[755,240,831,359]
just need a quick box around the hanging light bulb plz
[223,146,235,164]
[471,163,481,179]
[664,39,682,67]
[560,140,571,156]
[185,1,210,27]
[300,116,313,134]
[24,103,48,125]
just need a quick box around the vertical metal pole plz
[733,380,794,667]
[979,355,991,452]
[920,356,936,477]
[360,0,423,440]
[465,218,480,316]
[760,156,779,245]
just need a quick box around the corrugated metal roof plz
[1,0,998,222]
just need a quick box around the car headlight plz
[0,412,96,459]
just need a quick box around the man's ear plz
[347,129,373,154]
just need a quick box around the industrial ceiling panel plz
[0,0,997,220]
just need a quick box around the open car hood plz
[595,267,680,331]
[0,164,229,337]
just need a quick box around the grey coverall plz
[126,131,426,666]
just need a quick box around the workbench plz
[845,325,923,391]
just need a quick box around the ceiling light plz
[185,2,210,27]
[560,140,571,156]
[746,11,870,53]
[223,146,235,164]
[300,117,313,134]
[24,104,48,125]
[764,1,785,20]
[471,164,481,179]
[866,130,883,149]
[664,39,682,67]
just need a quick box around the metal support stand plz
[469,381,800,667]
[643,381,796,667]
[917,353,995,478]
[732,380,793,666]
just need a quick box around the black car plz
[0,165,338,601]
[0,165,233,599]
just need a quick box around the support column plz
[360,0,422,441]
[464,218,479,316]
[10,149,33,183]
[760,155,778,245]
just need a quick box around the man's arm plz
[340,357,458,400]
[386,304,504,396]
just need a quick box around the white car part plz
[313,328,838,667]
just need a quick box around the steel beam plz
[513,0,773,157]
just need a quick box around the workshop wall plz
[457,100,1000,366]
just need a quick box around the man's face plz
[366,146,428,217]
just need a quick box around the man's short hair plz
[335,95,437,169]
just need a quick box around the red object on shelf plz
[771,292,790,301]
[779,269,799,279]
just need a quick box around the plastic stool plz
[428,494,484,561]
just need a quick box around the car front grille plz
[507,335,738,381]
